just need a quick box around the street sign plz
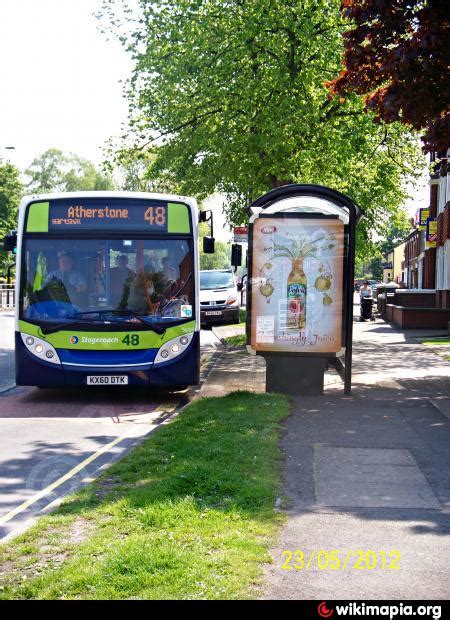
[426,217,437,248]
[419,208,430,230]
[233,226,248,243]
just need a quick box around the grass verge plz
[224,334,247,347]
[421,338,450,346]
[0,391,289,600]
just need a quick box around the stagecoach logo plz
[70,336,79,345]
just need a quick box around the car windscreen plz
[21,237,194,324]
[200,271,235,290]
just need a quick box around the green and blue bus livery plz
[13,192,201,388]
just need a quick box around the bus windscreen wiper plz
[39,311,166,335]
[39,320,93,335]
[72,309,167,335]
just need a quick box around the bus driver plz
[43,251,87,303]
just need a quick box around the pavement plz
[199,305,450,600]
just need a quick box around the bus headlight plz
[154,332,194,365]
[21,333,61,365]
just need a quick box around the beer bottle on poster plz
[287,258,307,329]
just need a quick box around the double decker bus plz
[10,192,201,388]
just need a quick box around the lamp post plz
[3,146,16,163]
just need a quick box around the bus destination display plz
[48,199,168,231]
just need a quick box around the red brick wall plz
[430,184,438,217]
[445,202,450,240]
[437,213,445,246]
[404,230,421,262]
[392,306,450,329]
[393,292,436,308]
[423,248,436,289]
[437,290,450,309]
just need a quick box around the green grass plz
[222,308,246,345]
[225,334,247,347]
[0,392,290,600]
[421,338,450,346]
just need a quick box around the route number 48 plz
[122,334,140,346]
[144,206,166,226]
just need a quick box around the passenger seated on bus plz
[110,254,135,307]
[119,267,165,315]
[90,253,106,301]
[161,255,179,283]
[43,251,87,305]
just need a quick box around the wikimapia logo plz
[318,602,442,620]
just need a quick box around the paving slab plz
[199,349,265,397]
[314,447,440,509]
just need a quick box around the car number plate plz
[86,375,128,385]
[205,311,222,316]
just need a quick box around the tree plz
[25,149,115,193]
[198,222,231,270]
[355,207,411,278]
[0,159,22,276]
[378,213,411,256]
[200,241,231,270]
[328,0,450,152]
[102,0,424,259]
[104,143,176,193]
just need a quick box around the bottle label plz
[287,283,306,300]
[286,283,307,329]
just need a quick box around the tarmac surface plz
[0,311,15,392]
[269,318,450,599]
[0,323,220,541]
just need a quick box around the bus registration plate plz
[86,376,128,385]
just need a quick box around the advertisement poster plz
[426,217,437,248]
[419,208,430,230]
[250,216,344,354]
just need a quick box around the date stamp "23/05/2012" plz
[281,549,401,572]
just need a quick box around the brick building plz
[435,150,450,308]
[381,149,450,329]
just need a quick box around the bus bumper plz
[15,332,200,388]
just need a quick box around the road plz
[0,315,223,541]
[0,311,15,392]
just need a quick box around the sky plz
[0,0,429,228]
[0,0,131,170]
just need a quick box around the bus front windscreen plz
[21,238,194,326]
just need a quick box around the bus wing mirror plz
[203,236,215,254]
[3,231,17,253]
[231,243,242,268]
[199,209,214,240]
